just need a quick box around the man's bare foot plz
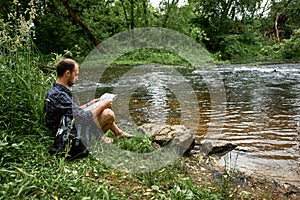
[115,131,134,138]
[101,136,113,143]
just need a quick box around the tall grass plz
[0,53,52,131]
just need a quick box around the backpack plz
[50,115,88,159]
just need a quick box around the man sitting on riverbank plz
[44,58,132,158]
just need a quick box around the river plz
[74,63,300,187]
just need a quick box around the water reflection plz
[75,63,300,187]
[200,64,300,187]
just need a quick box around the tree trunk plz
[130,0,134,29]
[60,0,105,53]
[142,0,148,26]
[275,12,281,42]
[162,0,179,28]
[120,0,130,29]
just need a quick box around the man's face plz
[67,64,79,87]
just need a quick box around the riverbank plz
[182,155,300,199]
[3,129,300,199]
[221,59,300,67]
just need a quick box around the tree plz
[160,0,179,28]
[119,0,153,29]
[60,0,105,52]
[265,0,300,42]
[34,0,126,55]
[188,0,264,58]
[2,0,298,61]
[34,0,86,55]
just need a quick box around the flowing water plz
[75,63,300,187]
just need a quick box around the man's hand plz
[88,98,100,106]
[101,100,112,109]
[91,100,112,119]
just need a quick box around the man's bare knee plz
[97,109,115,130]
[102,108,115,119]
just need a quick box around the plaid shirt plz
[44,82,93,134]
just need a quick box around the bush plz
[113,48,190,66]
[259,29,300,61]
[219,21,264,61]
[278,29,300,60]
[220,34,263,61]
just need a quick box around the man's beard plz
[68,81,74,87]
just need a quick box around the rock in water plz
[137,124,195,155]
[199,142,237,156]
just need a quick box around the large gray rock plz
[137,124,195,155]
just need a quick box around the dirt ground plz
[182,156,300,200]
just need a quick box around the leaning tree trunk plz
[275,12,281,42]
[60,0,105,53]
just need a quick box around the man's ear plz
[65,70,71,77]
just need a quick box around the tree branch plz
[60,0,105,53]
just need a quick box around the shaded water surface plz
[76,63,300,187]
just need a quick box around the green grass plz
[0,50,250,199]
[0,130,225,199]
[112,48,191,67]
[0,137,225,200]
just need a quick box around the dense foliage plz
[1,0,299,62]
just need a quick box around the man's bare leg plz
[97,108,133,138]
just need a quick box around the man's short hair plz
[56,59,78,77]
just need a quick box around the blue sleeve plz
[51,90,93,120]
